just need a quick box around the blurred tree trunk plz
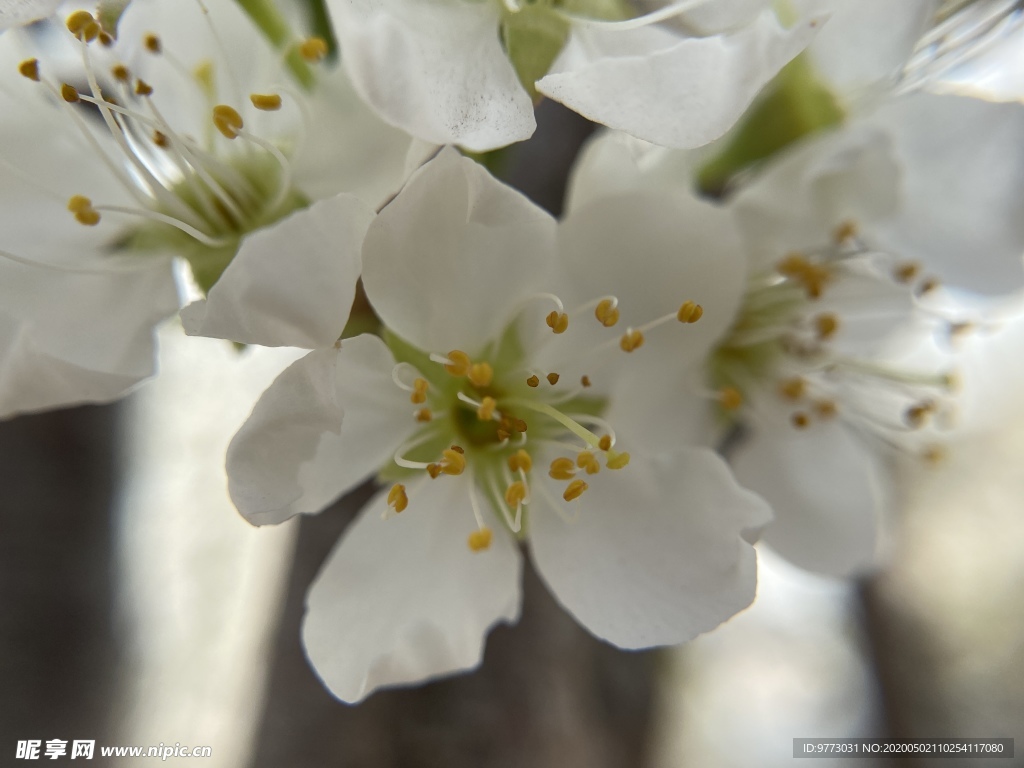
[0,406,120,753]
[249,102,663,768]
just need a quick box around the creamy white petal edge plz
[530,449,769,648]
[731,419,882,576]
[302,476,522,703]
[537,9,821,149]
[227,335,414,525]
[0,256,179,418]
[362,147,558,355]
[326,0,535,151]
[0,0,60,29]
[867,92,1024,296]
[180,194,374,349]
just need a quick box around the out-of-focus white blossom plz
[220,148,769,702]
[0,0,413,416]
[324,0,822,151]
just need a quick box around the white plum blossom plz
[0,0,413,416]
[567,85,1024,576]
[222,148,769,702]
[325,0,823,151]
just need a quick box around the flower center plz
[708,220,961,459]
[380,289,705,551]
[14,11,330,292]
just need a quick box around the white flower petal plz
[181,194,374,349]
[731,122,900,272]
[554,190,746,365]
[290,68,415,207]
[0,0,59,29]
[302,476,522,703]
[227,335,414,525]
[529,450,769,648]
[325,0,535,151]
[867,92,1024,295]
[564,130,697,216]
[0,256,178,418]
[362,147,557,354]
[799,0,938,102]
[537,10,820,148]
[731,419,882,576]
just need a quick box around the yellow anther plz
[66,10,100,42]
[60,83,80,103]
[904,402,934,429]
[468,527,493,552]
[450,445,465,454]
[526,375,540,388]
[549,457,577,480]
[18,59,39,82]
[415,408,432,423]
[576,451,600,475]
[299,36,329,62]
[440,448,466,475]
[98,30,114,47]
[546,372,560,386]
[135,79,153,96]
[387,484,408,514]
[594,299,619,327]
[468,362,493,388]
[791,412,810,429]
[144,33,161,53]
[149,131,169,149]
[67,195,100,226]
[426,463,442,479]
[546,310,569,334]
[719,387,743,411]
[777,252,810,277]
[67,195,91,213]
[894,262,920,283]
[619,329,644,352]
[410,377,428,404]
[676,301,703,324]
[598,435,612,452]
[814,313,839,340]
[778,377,806,401]
[917,277,940,295]
[111,64,130,82]
[250,92,283,111]
[606,451,630,470]
[477,396,497,421]
[508,449,532,473]
[563,479,588,502]
[213,104,243,139]
[833,220,858,243]
[814,399,837,419]
[922,445,947,465]
[505,481,527,508]
[444,350,471,377]
[581,375,591,388]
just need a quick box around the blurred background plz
[2,2,1024,766]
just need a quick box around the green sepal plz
[501,3,570,101]
[97,0,131,38]
[697,54,845,198]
